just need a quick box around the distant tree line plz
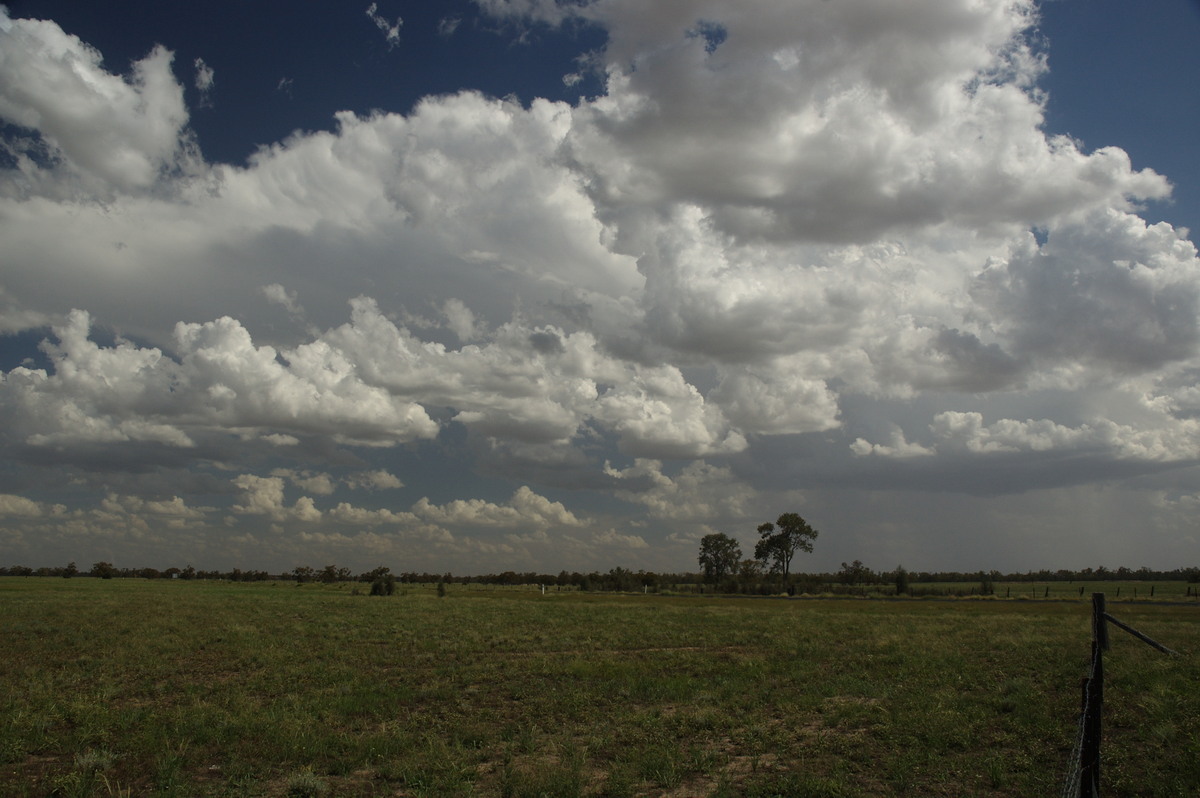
[882,565,1200,585]
[1,561,1197,593]
[0,562,273,581]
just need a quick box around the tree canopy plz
[698,533,742,585]
[754,512,818,584]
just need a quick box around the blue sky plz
[3,0,608,165]
[1038,0,1200,236]
[1,0,1199,576]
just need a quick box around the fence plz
[1060,593,1180,798]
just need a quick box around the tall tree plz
[698,533,742,585]
[754,512,818,585]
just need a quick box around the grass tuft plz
[285,767,328,797]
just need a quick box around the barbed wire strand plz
[1060,653,1098,798]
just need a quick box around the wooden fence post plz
[1093,593,1109,651]
[1079,593,1108,797]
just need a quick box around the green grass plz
[1,578,1197,796]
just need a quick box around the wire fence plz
[1059,593,1180,798]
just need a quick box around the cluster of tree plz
[698,512,819,592]
[692,519,1200,596]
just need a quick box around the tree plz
[698,533,742,586]
[90,561,116,580]
[606,567,636,592]
[839,559,870,585]
[737,558,762,582]
[754,512,818,585]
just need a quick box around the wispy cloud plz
[365,3,402,49]
[193,57,214,106]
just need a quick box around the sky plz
[1,0,1199,577]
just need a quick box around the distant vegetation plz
[1,560,1197,597]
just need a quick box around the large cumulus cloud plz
[0,12,194,196]
[560,0,1167,243]
[0,309,440,453]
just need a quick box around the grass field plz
[1,578,1197,797]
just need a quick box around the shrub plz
[370,573,395,596]
[979,570,995,596]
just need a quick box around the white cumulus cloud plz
[0,9,195,195]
